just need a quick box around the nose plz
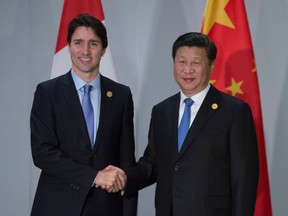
[83,43,90,55]
[184,64,194,74]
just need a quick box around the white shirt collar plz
[179,83,211,105]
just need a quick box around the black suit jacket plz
[30,72,137,216]
[126,85,259,216]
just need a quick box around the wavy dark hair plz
[67,13,108,49]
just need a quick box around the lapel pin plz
[106,91,113,97]
[211,103,218,110]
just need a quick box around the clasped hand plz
[95,165,126,193]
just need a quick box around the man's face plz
[173,46,213,97]
[68,26,106,77]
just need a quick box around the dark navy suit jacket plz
[126,85,258,216]
[31,72,137,216]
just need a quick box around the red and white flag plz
[201,0,272,215]
[51,0,117,81]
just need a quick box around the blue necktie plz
[82,84,94,147]
[178,98,194,151]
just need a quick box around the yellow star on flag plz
[202,0,235,35]
[226,78,244,96]
[209,80,216,84]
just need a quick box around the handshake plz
[94,165,127,193]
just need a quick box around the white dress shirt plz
[178,84,211,127]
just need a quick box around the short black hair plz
[67,13,108,49]
[172,32,217,63]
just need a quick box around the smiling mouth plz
[79,57,92,62]
[183,78,195,82]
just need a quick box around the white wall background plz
[0,0,287,215]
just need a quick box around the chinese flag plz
[201,0,272,215]
[51,0,117,81]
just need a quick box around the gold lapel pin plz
[211,103,218,110]
[106,91,113,97]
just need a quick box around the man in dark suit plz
[123,32,259,215]
[30,13,137,216]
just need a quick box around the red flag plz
[201,0,272,215]
[51,0,117,80]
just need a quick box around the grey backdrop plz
[0,0,287,215]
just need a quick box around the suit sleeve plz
[124,106,158,195]
[30,84,97,195]
[229,102,259,216]
[119,89,138,216]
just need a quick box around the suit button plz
[174,165,179,171]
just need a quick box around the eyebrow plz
[72,39,101,43]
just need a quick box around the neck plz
[73,69,99,83]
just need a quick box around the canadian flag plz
[51,0,117,81]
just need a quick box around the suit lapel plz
[93,75,114,152]
[178,85,222,158]
[165,94,181,161]
[61,72,91,148]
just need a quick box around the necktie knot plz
[184,98,193,107]
[84,84,93,95]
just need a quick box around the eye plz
[192,61,201,65]
[74,41,80,45]
[90,42,97,46]
[90,41,101,47]
[177,60,186,64]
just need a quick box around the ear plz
[101,48,106,57]
[210,62,214,73]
